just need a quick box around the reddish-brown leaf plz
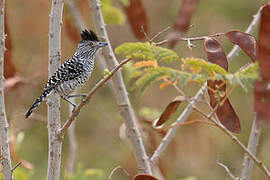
[254,4,270,123]
[204,37,241,133]
[4,12,17,79]
[64,17,80,43]
[168,0,199,48]
[132,174,158,180]
[204,37,228,69]
[124,0,149,40]
[225,31,258,62]
[156,96,185,126]
[174,0,199,32]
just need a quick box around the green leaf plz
[139,107,161,120]
[117,0,130,6]
[115,42,179,63]
[103,68,111,77]
[102,0,126,25]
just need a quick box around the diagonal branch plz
[59,58,131,137]
[192,105,270,179]
[88,0,153,174]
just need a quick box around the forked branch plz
[59,58,131,137]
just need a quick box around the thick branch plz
[241,115,262,180]
[59,58,131,136]
[0,0,13,179]
[150,5,263,167]
[47,0,64,180]
[88,0,152,174]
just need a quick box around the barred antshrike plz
[25,30,108,118]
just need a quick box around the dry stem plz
[89,0,152,174]
[47,0,64,179]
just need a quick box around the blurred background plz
[4,0,270,179]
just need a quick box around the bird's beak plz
[98,42,108,47]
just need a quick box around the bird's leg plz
[60,95,77,113]
[67,94,89,103]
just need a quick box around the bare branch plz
[150,26,171,43]
[88,0,152,174]
[59,58,131,136]
[241,115,262,180]
[217,160,239,180]
[11,162,22,173]
[65,0,86,30]
[65,98,77,175]
[192,105,270,179]
[0,0,13,179]
[155,32,225,46]
[47,0,64,179]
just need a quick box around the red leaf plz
[254,4,270,123]
[225,31,258,62]
[174,0,199,32]
[204,37,241,133]
[124,0,149,40]
[155,96,185,127]
[132,174,158,180]
[4,11,17,79]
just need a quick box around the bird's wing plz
[44,57,84,90]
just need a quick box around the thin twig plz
[59,58,131,136]
[89,0,153,174]
[155,32,225,46]
[108,166,131,180]
[150,5,263,168]
[150,26,171,43]
[217,160,240,180]
[192,105,270,179]
[0,0,13,179]
[11,162,22,173]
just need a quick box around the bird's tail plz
[25,89,53,118]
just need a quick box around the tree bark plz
[47,0,64,180]
[0,0,13,179]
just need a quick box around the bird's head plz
[77,29,108,56]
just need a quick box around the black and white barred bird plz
[25,29,107,118]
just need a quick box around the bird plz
[25,29,108,118]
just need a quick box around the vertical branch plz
[65,0,86,30]
[47,0,64,180]
[65,100,77,175]
[88,0,152,174]
[0,0,13,179]
[241,115,262,180]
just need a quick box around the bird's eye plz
[88,42,93,46]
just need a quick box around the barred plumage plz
[25,30,107,118]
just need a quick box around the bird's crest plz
[80,29,99,42]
